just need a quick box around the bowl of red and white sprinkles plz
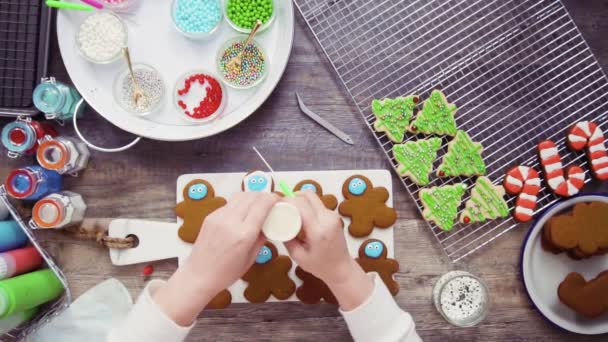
[173,70,227,123]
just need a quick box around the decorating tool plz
[227,20,263,72]
[45,0,94,11]
[295,92,354,145]
[80,0,104,9]
[122,47,148,108]
[252,147,295,198]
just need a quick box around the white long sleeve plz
[340,273,422,342]
[107,279,194,342]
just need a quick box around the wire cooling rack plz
[294,0,608,262]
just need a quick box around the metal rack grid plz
[294,0,608,262]
[0,0,51,116]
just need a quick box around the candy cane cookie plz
[503,166,541,222]
[538,140,585,197]
[567,121,608,180]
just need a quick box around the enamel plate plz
[56,0,294,141]
[521,194,608,335]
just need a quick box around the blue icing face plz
[348,177,367,196]
[247,173,270,192]
[364,241,384,259]
[301,183,317,193]
[188,183,208,200]
[255,246,273,264]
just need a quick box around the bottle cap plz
[32,198,65,229]
[33,81,65,114]
[37,138,69,171]
[5,168,36,199]
[0,121,37,154]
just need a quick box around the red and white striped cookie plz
[567,121,608,180]
[538,140,585,197]
[503,166,541,222]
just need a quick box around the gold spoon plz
[227,20,263,72]
[122,47,147,108]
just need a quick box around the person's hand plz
[155,192,279,325]
[284,191,373,310]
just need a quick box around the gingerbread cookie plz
[437,130,486,177]
[459,177,509,224]
[409,89,457,136]
[356,239,400,296]
[558,271,608,318]
[293,180,338,210]
[242,242,296,303]
[392,138,442,185]
[372,95,419,142]
[503,165,541,222]
[538,140,585,197]
[175,179,227,243]
[205,289,232,309]
[567,121,608,180]
[338,175,397,238]
[420,183,467,231]
[242,170,274,192]
[295,267,337,305]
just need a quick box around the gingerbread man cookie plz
[356,239,400,295]
[175,179,227,243]
[242,170,274,192]
[293,180,338,210]
[295,266,337,305]
[242,242,296,303]
[558,271,608,318]
[206,289,232,309]
[338,175,397,238]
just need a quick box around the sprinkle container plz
[173,70,227,123]
[1,118,58,159]
[432,271,490,327]
[33,77,83,121]
[36,136,91,175]
[217,37,268,89]
[31,191,87,229]
[4,166,63,201]
[113,64,165,116]
[76,11,128,64]
[172,0,223,40]
[225,0,275,33]
[102,0,140,12]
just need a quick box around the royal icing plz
[393,138,442,185]
[255,245,273,264]
[459,177,509,224]
[538,140,585,197]
[300,183,318,193]
[567,121,608,180]
[503,166,541,223]
[348,177,367,196]
[243,171,272,192]
[364,241,384,259]
[420,183,467,231]
[188,183,208,200]
[437,130,486,177]
[409,90,457,136]
[372,95,419,142]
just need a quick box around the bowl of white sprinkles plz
[76,11,128,64]
[432,271,490,327]
[113,64,166,116]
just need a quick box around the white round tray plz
[521,194,608,335]
[56,0,294,141]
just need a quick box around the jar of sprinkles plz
[172,0,223,39]
[76,11,128,64]
[217,37,267,89]
[432,271,489,327]
[102,0,139,12]
[225,0,275,33]
[113,64,165,116]
[173,70,227,123]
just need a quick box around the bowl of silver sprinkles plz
[113,64,166,116]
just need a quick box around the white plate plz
[521,194,608,335]
[56,0,294,141]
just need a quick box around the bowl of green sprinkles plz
[224,0,275,33]
[217,36,268,89]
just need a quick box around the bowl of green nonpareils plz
[224,0,276,34]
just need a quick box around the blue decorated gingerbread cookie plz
[293,179,338,210]
[242,171,274,193]
[356,239,400,295]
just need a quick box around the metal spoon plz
[227,20,263,72]
[122,47,147,108]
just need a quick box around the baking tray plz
[0,0,52,117]
[294,0,608,262]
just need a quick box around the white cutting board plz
[109,169,395,303]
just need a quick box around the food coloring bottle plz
[37,136,91,175]
[0,246,43,280]
[0,269,63,319]
[0,220,28,253]
[31,191,87,229]
[0,118,57,158]
[0,307,37,334]
[32,77,83,121]
[4,166,63,201]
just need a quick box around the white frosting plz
[540,147,558,159]
[527,178,541,186]
[591,126,604,140]
[566,182,580,196]
[505,176,522,188]
[569,171,585,180]
[592,156,608,166]
[519,193,537,202]
[596,167,608,176]
[579,122,592,137]
[568,134,587,143]
[544,162,562,174]
[547,176,565,189]
[262,202,302,242]
[518,166,529,179]
[589,144,606,154]
[515,207,534,216]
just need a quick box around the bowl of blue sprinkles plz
[172,0,223,40]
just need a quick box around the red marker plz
[0,247,43,280]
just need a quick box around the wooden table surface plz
[3,1,608,340]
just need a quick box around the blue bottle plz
[32,77,83,121]
[4,166,63,201]
[0,220,28,253]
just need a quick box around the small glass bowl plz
[76,11,128,64]
[171,0,223,40]
[113,63,166,116]
[216,36,268,90]
[173,70,228,124]
[102,0,140,12]
[432,271,490,328]
[224,0,276,34]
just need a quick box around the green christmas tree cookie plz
[420,183,467,231]
[409,90,457,136]
[372,95,419,142]
[437,130,486,177]
[459,177,509,224]
[392,138,442,185]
